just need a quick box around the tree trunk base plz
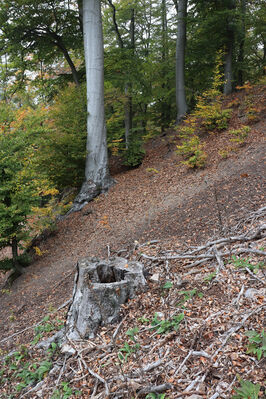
[70,178,115,213]
[65,257,146,340]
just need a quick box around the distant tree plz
[0,0,82,87]
[0,103,54,277]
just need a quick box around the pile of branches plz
[1,208,265,399]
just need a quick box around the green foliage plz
[229,255,265,273]
[37,84,87,189]
[204,272,217,283]
[51,382,81,399]
[176,129,207,169]
[195,99,232,131]
[245,329,266,361]
[118,327,140,363]
[0,253,31,272]
[31,315,64,345]
[162,281,173,290]
[3,347,52,393]
[229,125,250,145]
[150,313,184,335]
[232,379,261,399]
[122,133,146,167]
[146,394,168,399]
[178,289,203,306]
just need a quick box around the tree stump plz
[65,257,146,340]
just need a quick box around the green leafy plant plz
[229,125,250,145]
[178,289,203,306]
[118,341,140,363]
[118,327,140,363]
[162,281,173,290]
[122,133,146,167]
[176,135,207,169]
[204,272,217,282]
[3,347,52,393]
[229,255,264,273]
[150,313,184,335]
[146,394,169,399]
[31,315,64,345]
[245,329,266,361]
[232,379,261,399]
[51,382,81,399]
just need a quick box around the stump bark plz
[65,257,146,340]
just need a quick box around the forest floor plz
[0,85,265,398]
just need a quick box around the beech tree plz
[73,0,112,210]
[175,0,188,122]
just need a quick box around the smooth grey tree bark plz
[175,0,188,122]
[224,0,236,95]
[73,0,113,210]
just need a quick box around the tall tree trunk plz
[224,40,233,95]
[224,0,236,95]
[11,237,23,275]
[237,0,246,86]
[73,0,112,210]
[107,0,134,149]
[176,0,188,122]
[161,0,170,132]
[125,8,134,148]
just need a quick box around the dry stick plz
[213,245,224,274]
[137,383,172,395]
[174,391,206,398]
[244,267,266,285]
[80,357,109,396]
[184,224,266,255]
[231,284,245,306]
[211,304,265,361]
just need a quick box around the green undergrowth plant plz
[150,312,184,335]
[245,329,266,361]
[229,125,250,145]
[145,394,169,399]
[176,134,207,168]
[2,346,52,394]
[232,378,261,399]
[31,315,64,345]
[176,51,232,169]
[178,289,203,307]
[229,255,265,273]
[118,327,140,363]
[51,382,81,399]
[1,313,64,396]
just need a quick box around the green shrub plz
[122,133,145,167]
[37,83,87,189]
[176,135,207,168]
[229,125,250,144]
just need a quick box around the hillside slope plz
[0,85,265,398]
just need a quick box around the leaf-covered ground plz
[0,85,265,398]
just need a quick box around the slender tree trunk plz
[125,8,134,148]
[11,237,23,275]
[107,0,134,149]
[224,40,233,95]
[224,0,236,95]
[73,0,112,210]
[161,0,170,132]
[46,30,80,86]
[237,0,246,86]
[176,0,188,122]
